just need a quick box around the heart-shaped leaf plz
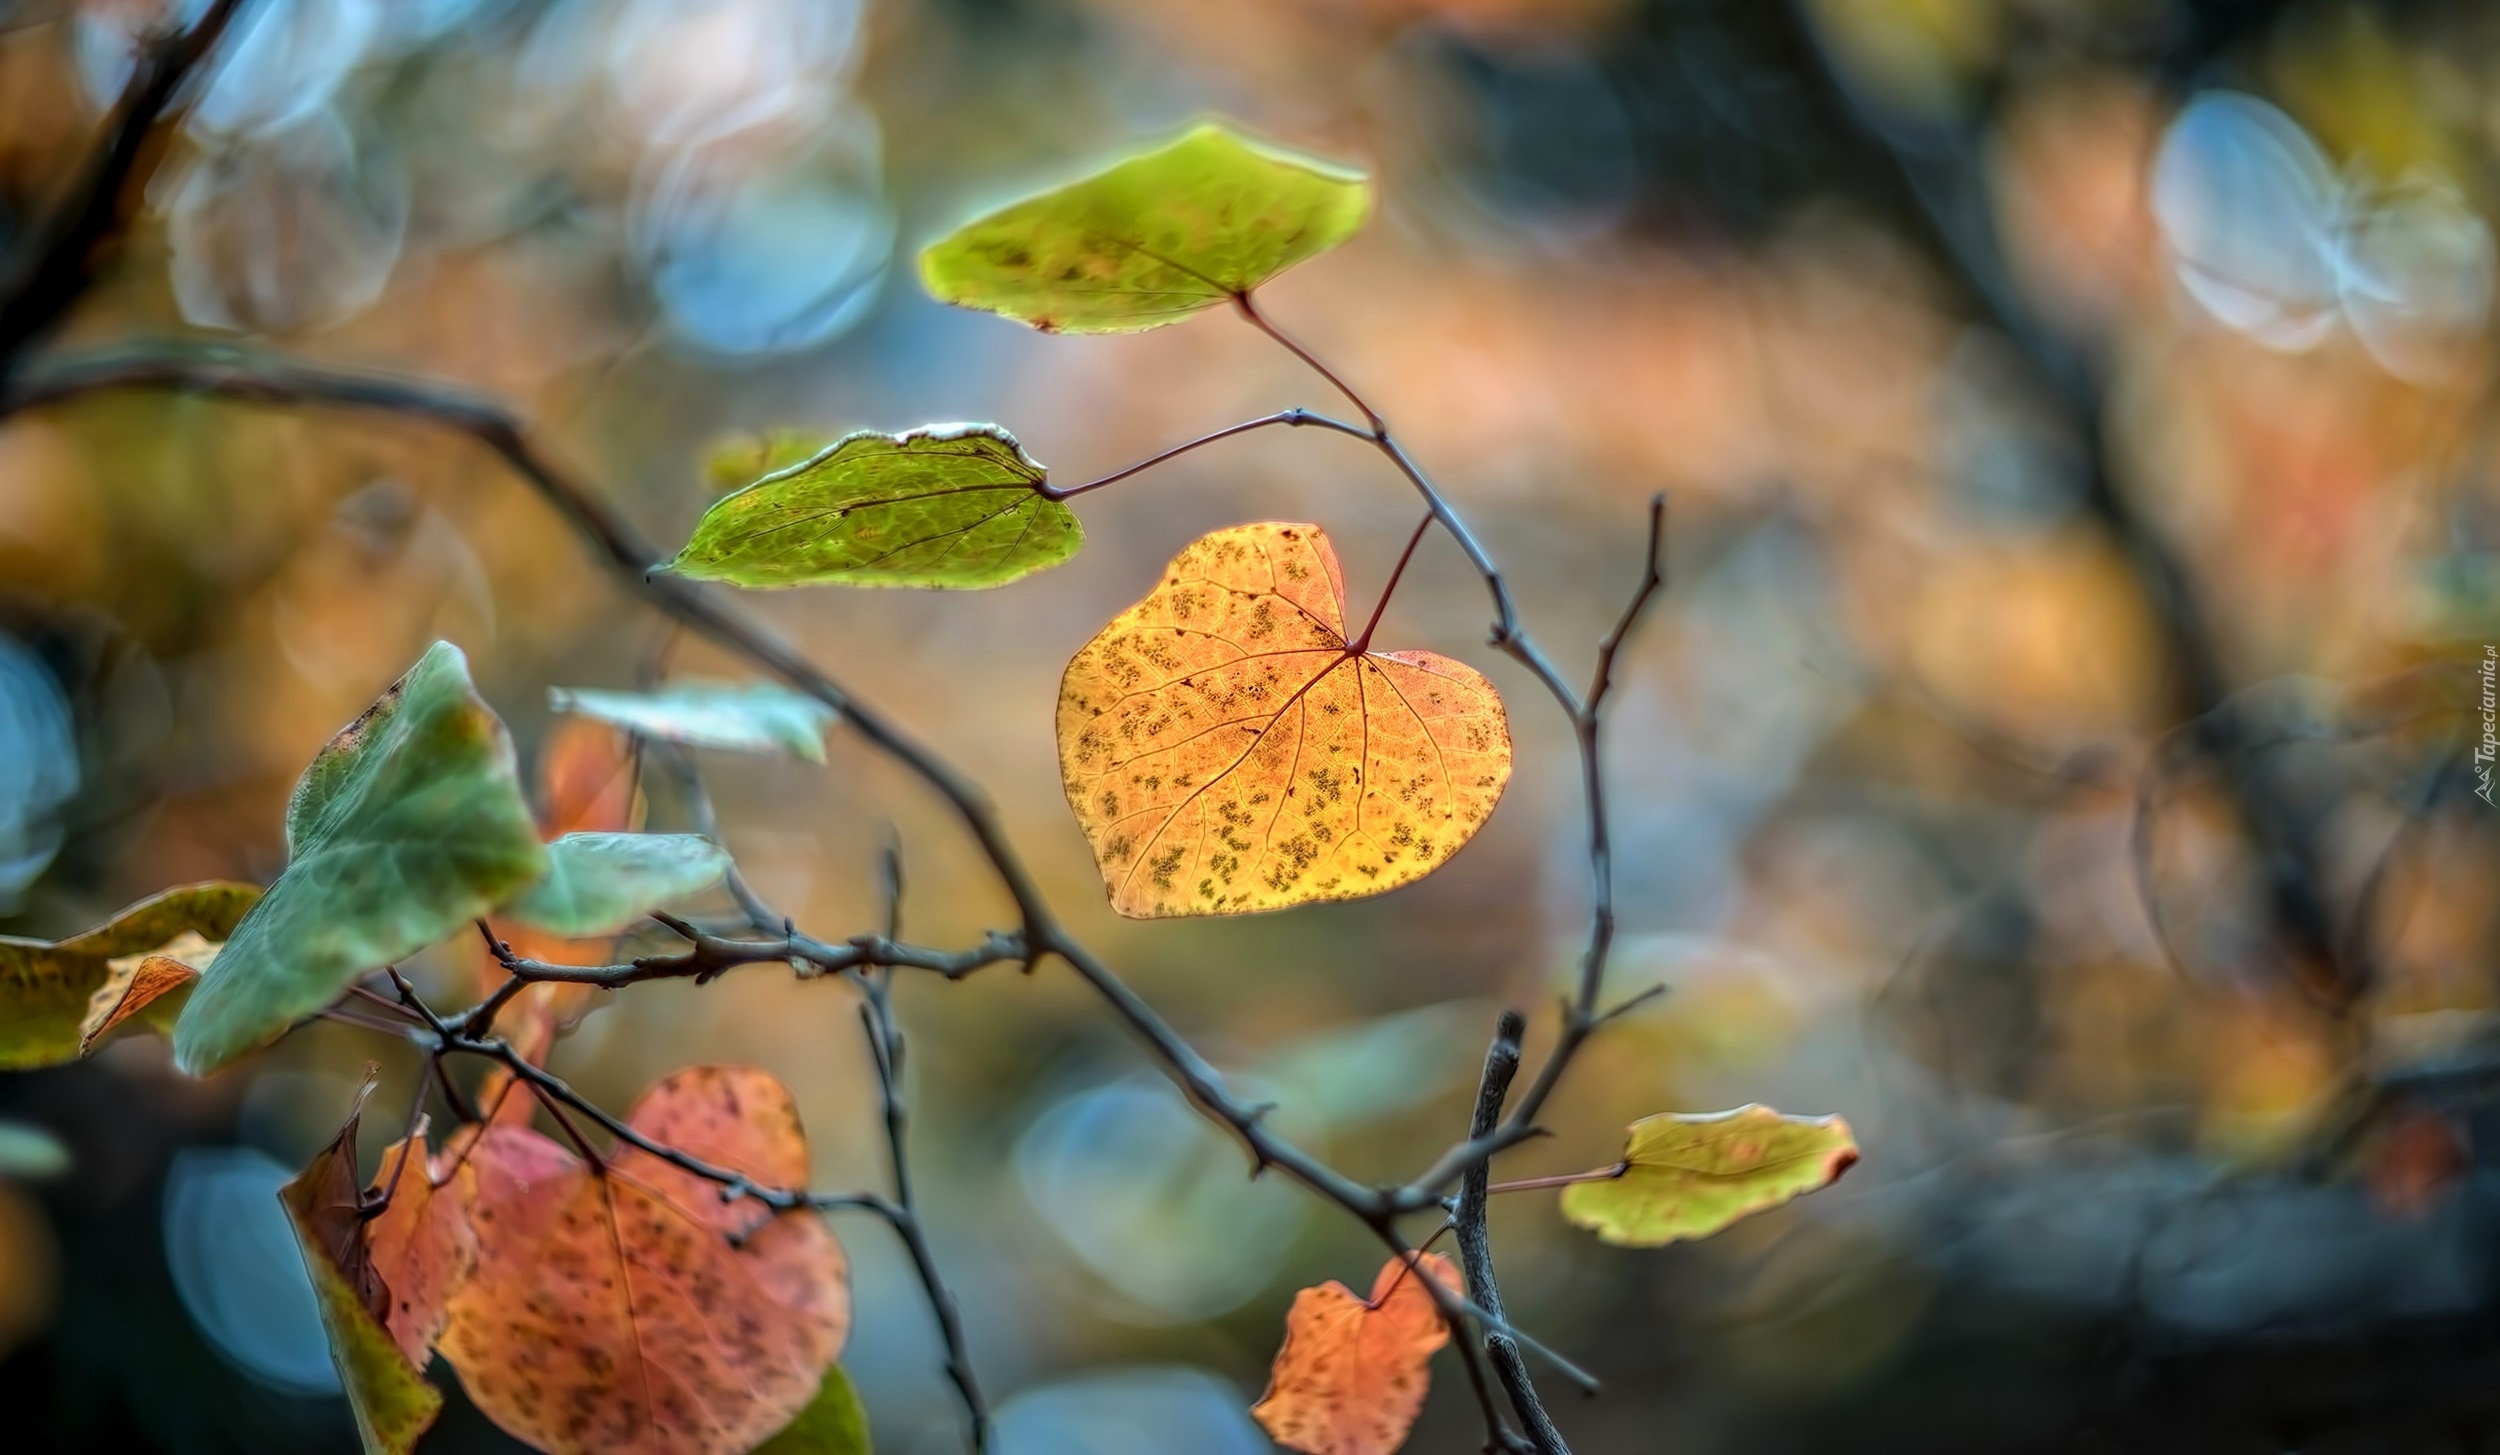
[1252,1252,1458,1455]
[921,121,1370,333]
[440,1066,851,1455]
[665,424,1079,590]
[279,1077,447,1455]
[173,642,548,1075]
[1058,522,1511,917]
[499,832,731,938]
[753,1362,872,1454]
[549,682,839,762]
[1559,1105,1859,1247]
[0,881,260,1069]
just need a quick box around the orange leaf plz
[1252,1251,1460,1455]
[1058,523,1511,917]
[439,1066,850,1455]
[537,717,641,839]
[366,1128,478,1369]
[79,952,200,1053]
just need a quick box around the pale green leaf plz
[1559,1105,1859,1247]
[920,121,1370,333]
[0,882,260,1070]
[549,682,838,762]
[500,832,731,938]
[664,424,1079,590]
[0,1119,69,1180]
[173,642,548,1075]
[752,1362,872,1455]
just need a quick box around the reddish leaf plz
[1252,1252,1459,1455]
[2368,1107,2467,1220]
[537,718,641,839]
[366,1128,478,1370]
[439,1066,850,1455]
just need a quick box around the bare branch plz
[0,0,249,378]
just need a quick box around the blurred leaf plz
[0,882,260,1069]
[0,1120,68,1181]
[707,431,832,494]
[277,1076,444,1455]
[174,642,548,1076]
[499,832,730,938]
[534,718,643,839]
[1561,1106,1859,1247]
[440,1067,851,1455]
[919,121,1369,334]
[550,682,838,762]
[664,425,1078,590]
[1251,1252,1458,1455]
[752,1362,872,1454]
[1253,1000,1489,1128]
[1059,522,1509,916]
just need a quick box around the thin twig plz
[1043,407,1370,500]
[849,842,991,1451]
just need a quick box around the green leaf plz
[173,642,548,1076]
[500,832,731,938]
[0,882,261,1070]
[663,424,1080,590]
[1559,1105,1859,1247]
[920,121,1370,334]
[708,430,831,494]
[0,1119,69,1180]
[753,1362,871,1455]
[278,1077,444,1455]
[549,682,839,762]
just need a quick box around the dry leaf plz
[278,1075,446,1454]
[1252,1251,1458,1455]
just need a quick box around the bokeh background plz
[4,0,2500,1449]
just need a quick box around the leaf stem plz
[1349,511,1434,655]
[1042,407,1369,500]
[1483,1166,1626,1195]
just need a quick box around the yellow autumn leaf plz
[1057,522,1510,917]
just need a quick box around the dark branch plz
[0,0,248,379]
[1458,1012,1573,1454]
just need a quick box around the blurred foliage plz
[2,0,2500,1449]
